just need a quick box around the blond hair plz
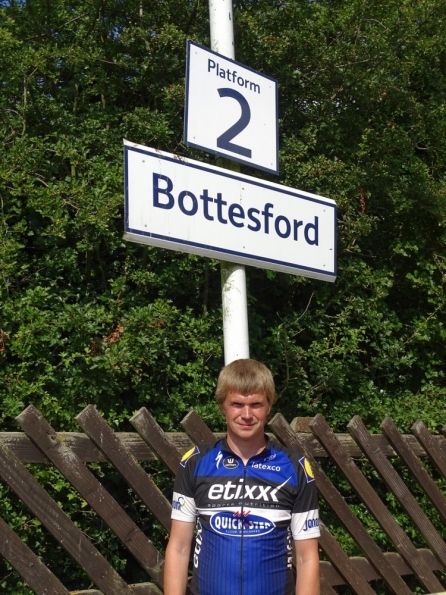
[215,359,276,407]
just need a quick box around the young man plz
[164,359,320,595]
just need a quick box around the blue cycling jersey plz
[171,438,320,595]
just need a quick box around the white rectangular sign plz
[184,41,279,175]
[124,141,337,282]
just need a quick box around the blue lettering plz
[275,215,291,238]
[304,217,319,245]
[200,190,214,221]
[178,190,198,216]
[261,203,274,234]
[153,173,174,209]
[228,204,245,228]
[304,518,320,531]
[247,208,261,231]
[294,220,303,240]
[214,193,227,224]
[152,176,322,246]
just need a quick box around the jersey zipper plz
[240,461,247,595]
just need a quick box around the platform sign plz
[124,141,337,281]
[184,41,279,175]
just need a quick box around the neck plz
[226,434,267,465]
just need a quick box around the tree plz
[236,0,446,426]
[1,0,445,432]
[1,0,446,590]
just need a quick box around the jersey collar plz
[220,435,272,460]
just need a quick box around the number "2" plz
[216,88,252,158]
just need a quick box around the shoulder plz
[269,440,316,484]
[267,439,301,466]
[178,440,222,473]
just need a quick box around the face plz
[220,392,271,443]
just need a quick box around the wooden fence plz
[0,405,445,594]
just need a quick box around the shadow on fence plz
[0,405,445,594]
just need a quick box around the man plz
[164,359,320,595]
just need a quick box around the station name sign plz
[124,141,337,282]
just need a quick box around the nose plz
[241,406,253,419]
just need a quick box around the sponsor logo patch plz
[180,445,200,467]
[263,453,277,462]
[303,517,320,532]
[210,511,275,537]
[251,462,280,471]
[299,456,315,483]
[172,496,185,511]
[208,477,290,502]
[223,456,239,469]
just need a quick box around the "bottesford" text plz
[153,173,319,245]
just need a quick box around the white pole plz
[208,0,250,364]
[209,0,235,58]
[221,262,250,364]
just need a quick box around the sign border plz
[124,142,337,282]
[184,40,280,176]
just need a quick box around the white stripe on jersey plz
[197,506,292,524]
[291,508,320,540]
[171,491,197,522]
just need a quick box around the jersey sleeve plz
[291,456,320,541]
[170,447,199,523]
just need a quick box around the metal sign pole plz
[209,0,250,364]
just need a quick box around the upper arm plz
[164,520,196,595]
[167,519,195,555]
[294,537,319,566]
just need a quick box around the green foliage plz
[1,0,445,430]
[1,0,446,590]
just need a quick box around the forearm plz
[295,556,320,595]
[164,537,191,595]
[295,538,320,595]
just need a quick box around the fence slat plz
[0,516,70,595]
[412,420,446,479]
[381,417,446,524]
[69,583,163,595]
[76,405,172,533]
[2,429,445,464]
[16,405,164,590]
[181,410,216,445]
[319,572,338,595]
[320,521,379,595]
[0,432,199,464]
[1,408,445,594]
[320,548,443,586]
[311,414,444,594]
[130,408,182,474]
[289,425,446,459]
[348,415,446,567]
[269,413,410,595]
[0,439,135,595]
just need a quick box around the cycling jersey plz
[171,437,320,595]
